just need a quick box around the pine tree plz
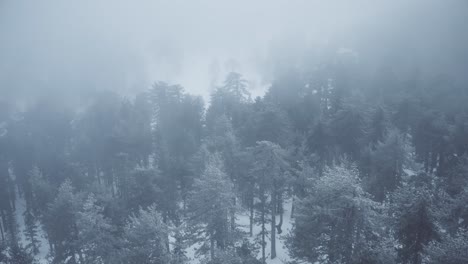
[188,154,236,261]
[330,100,367,159]
[287,163,381,264]
[206,72,250,133]
[306,121,332,177]
[121,205,171,264]
[392,173,439,264]
[0,157,16,245]
[29,166,53,216]
[44,179,79,263]
[252,101,291,147]
[251,141,288,261]
[150,82,204,222]
[367,106,388,146]
[122,168,163,213]
[0,240,8,263]
[425,230,468,264]
[75,194,118,264]
[23,209,40,255]
[368,129,408,201]
[170,221,188,264]
[9,244,35,264]
[204,115,244,232]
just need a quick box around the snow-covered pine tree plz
[251,141,289,261]
[187,153,236,261]
[287,163,381,263]
[425,229,468,264]
[392,172,440,264]
[75,194,117,263]
[122,204,171,264]
[44,179,79,263]
[23,209,40,255]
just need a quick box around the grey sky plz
[1,0,467,106]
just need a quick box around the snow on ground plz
[186,239,201,264]
[403,168,416,176]
[18,190,293,264]
[236,200,293,264]
[14,191,50,264]
[186,199,294,264]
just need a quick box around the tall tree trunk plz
[210,236,215,261]
[290,195,295,218]
[0,210,6,235]
[276,191,283,234]
[230,197,236,231]
[260,190,266,264]
[162,210,171,252]
[49,240,54,256]
[249,194,254,237]
[78,249,85,264]
[110,169,116,198]
[328,222,337,263]
[8,176,15,211]
[271,183,277,259]
[0,212,4,241]
[6,207,17,245]
[222,210,229,249]
[182,192,187,217]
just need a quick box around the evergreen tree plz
[251,101,291,147]
[425,230,468,264]
[329,100,367,160]
[121,205,171,264]
[368,129,408,201]
[444,155,468,196]
[23,209,40,255]
[251,141,288,261]
[9,245,35,264]
[306,120,333,176]
[170,221,188,264]
[121,168,163,213]
[75,194,118,264]
[0,240,8,263]
[188,154,236,260]
[392,173,440,264]
[367,106,388,146]
[0,157,15,243]
[150,82,204,222]
[206,72,251,133]
[287,163,381,264]
[44,180,79,264]
[29,166,53,216]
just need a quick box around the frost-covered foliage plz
[188,154,236,260]
[2,10,468,262]
[425,230,468,264]
[287,164,382,263]
[121,205,171,264]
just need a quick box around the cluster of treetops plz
[1,53,468,264]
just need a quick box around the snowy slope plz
[21,193,294,263]
[186,200,294,264]
[236,200,293,264]
[14,193,50,264]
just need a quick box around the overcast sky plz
[1,0,467,106]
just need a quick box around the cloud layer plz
[1,0,467,106]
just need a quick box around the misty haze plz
[1,1,468,264]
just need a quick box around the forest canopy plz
[1,1,468,264]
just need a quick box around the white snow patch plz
[235,199,293,264]
[14,191,50,263]
[185,200,294,263]
[403,168,416,176]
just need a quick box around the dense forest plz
[2,53,468,263]
[2,1,468,264]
